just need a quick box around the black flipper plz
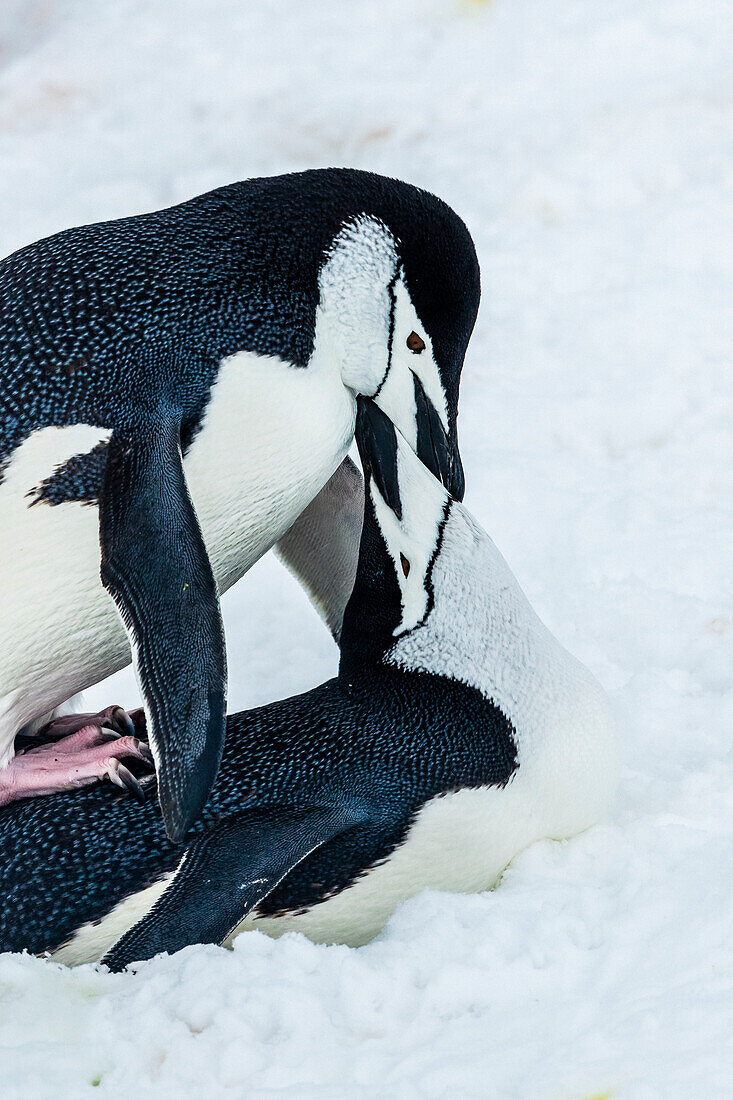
[102,803,367,970]
[99,416,226,843]
[275,457,364,643]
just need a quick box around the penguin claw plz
[127,709,148,737]
[108,706,136,739]
[138,742,154,764]
[109,761,147,803]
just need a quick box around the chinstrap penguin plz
[0,399,618,969]
[0,168,479,840]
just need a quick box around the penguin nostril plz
[400,554,411,577]
[406,332,425,353]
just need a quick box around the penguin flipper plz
[275,457,364,642]
[102,803,366,971]
[99,417,226,844]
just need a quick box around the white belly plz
[233,783,535,949]
[234,713,617,948]
[55,785,526,966]
[55,720,616,967]
[0,350,355,753]
[53,672,617,966]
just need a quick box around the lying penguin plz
[0,168,477,840]
[0,399,618,969]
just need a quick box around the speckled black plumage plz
[0,667,515,958]
[0,450,516,962]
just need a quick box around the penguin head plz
[314,172,479,501]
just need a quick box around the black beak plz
[355,396,402,519]
[413,373,465,501]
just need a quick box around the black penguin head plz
[244,169,478,501]
[339,397,452,677]
[200,170,476,497]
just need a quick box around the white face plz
[317,217,449,451]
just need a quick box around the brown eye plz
[400,553,411,577]
[406,331,425,353]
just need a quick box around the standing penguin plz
[0,399,618,968]
[0,169,477,840]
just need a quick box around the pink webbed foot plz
[1,715,154,808]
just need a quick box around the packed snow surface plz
[1,0,731,1096]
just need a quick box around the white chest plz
[0,350,354,737]
[53,718,616,968]
[229,777,553,949]
[52,778,545,966]
[184,349,355,590]
[235,699,616,951]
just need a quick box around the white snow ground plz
[1,0,731,1096]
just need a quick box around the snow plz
[1,0,731,1096]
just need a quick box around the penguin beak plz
[355,397,402,519]
[412,373,465,502]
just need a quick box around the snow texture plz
[1,0,731,1096]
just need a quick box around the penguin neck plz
[335,486,518,742]
[337,491,406,688]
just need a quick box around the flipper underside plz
[275,456,364,642]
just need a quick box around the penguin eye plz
[400,553,411,578]
[406,331,425,353]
